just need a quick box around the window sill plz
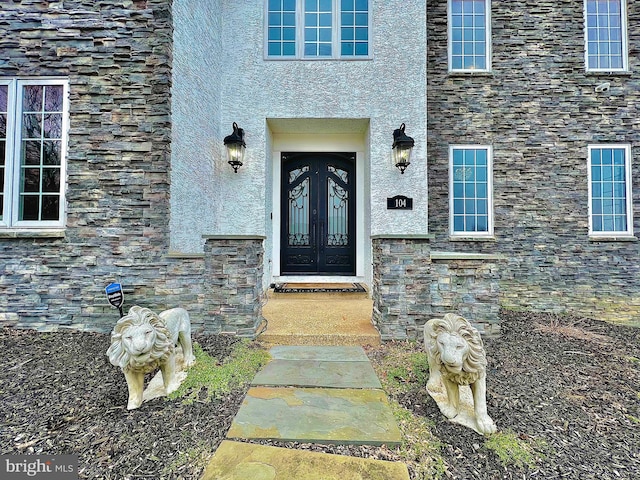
[588,235,637,242]
[585,70,632,76]
[264,56,373,62]
[0,229,66,239]
[448,70,494,77]
[449,235,496,242]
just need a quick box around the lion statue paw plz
[424,313,497,435]
[107,306,195,410]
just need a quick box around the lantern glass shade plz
[392,144,413,174]
[226,142,245,172]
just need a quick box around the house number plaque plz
[387,195,413,210]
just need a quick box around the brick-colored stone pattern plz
[203,237,266,337]
[427,0,640,325]
[0,1,206,332]
[372,238,501,340]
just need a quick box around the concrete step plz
[260,294,381,346]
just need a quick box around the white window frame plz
[587,144,633,237]
[448,0,492,73]
[0,78,69,230]
[449,145,494,238]
[264,0,372,60]
[583,0,628,72]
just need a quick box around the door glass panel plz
[288,170,310,246]
[327,165,349,247]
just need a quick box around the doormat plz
[273,283,366,293]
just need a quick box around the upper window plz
[584,0,628,71]
[449,146,493,237]
[0,79,69,229]
[266,0,370,59]
[588,145,633,236]
[448,0,491,72]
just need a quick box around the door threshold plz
[273,276,365,285]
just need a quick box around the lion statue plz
[107,306,196,410]
[424,313,496,434]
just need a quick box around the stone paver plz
[227,386,402,446]
[201,440,410,480]
[269,345,370,361]
[252,359,382,389]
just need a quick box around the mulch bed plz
[1,310,639,479]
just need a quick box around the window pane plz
[41,195,60,221]
[43,141,61,166]
[23,114,42,139]
[319,28,331,41]
[44,114,62,139]
[44,85,63,111]
[268,43,282,56]
[355,0,367,10]
[22,86,43,112]
[342,12,354,25]
[318,43,332,56]
[0,86,7,111]
[23,141,41,165]
[319,13,331,27]
[42,168,60,193]
[342,42,354,56]
[283,42,296,55]
[465,216,476,231]
[22,168,40,192]
[20,195,39,221]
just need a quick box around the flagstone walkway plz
[201,345,409,480]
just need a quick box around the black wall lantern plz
[223,122,246,173]
[392,123,415,174]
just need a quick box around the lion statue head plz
[426,313,487,385]
[106,306,174,373]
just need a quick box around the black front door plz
[281,152,356,275]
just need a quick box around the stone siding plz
[372,238,501,341]
[426,0,640,325]
[203,237,266,337]
[0,0,203,332]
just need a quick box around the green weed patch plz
[169,341,270,404]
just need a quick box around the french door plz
[280,152,356,275]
